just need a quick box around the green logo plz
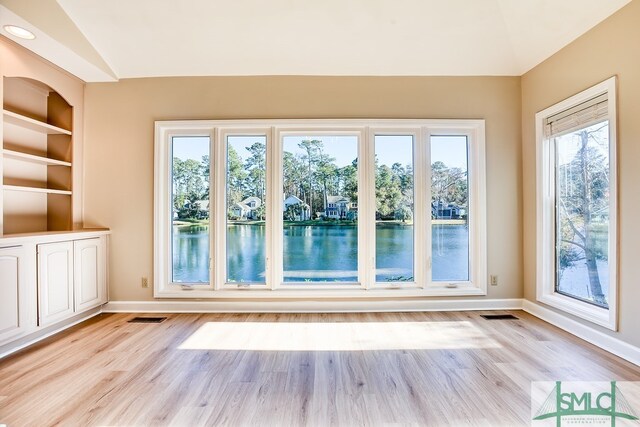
[533,381,638,426]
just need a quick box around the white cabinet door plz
[74,237,106,311]
[38,241,74,326]
[0,246,28,344]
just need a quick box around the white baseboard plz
[103,298,524,313]
[522,300,640,366]
[0,307,103,359]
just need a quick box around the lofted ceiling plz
[0,0,632,82]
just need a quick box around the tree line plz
[172,139,470,222]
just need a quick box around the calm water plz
[172,223,469,283]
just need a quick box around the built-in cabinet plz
[0,245,28,344]
[37,237,106,326]
[0,36,108,356]
[0,231,109,348]
[37,241,74,326]
[73,238,106,312]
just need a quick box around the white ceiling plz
[1,0,632,81]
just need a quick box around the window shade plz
[544,93,608,138]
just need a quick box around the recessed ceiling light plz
[3,25,36,40]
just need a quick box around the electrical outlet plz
[142,277,149,288]
[490,275,498,286]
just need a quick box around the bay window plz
[155,120,486,298]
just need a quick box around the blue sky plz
[172,134,467,170]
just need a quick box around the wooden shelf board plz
[3,110,72,136]
[3,185,72,195]
[3,149,71,167]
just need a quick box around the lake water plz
[172,223,470,284]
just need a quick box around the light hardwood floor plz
[0,311,638,426]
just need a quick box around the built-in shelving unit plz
[3,149,72,167]
[3,110,72,135]
[3,185,73,195]
[2,77,74,235]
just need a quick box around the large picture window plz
[281,135,359,284]
[536,77,617,330]
[155,120,486,298]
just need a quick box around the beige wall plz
[522,1,640,346]
[83,76,522,301]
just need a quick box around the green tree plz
[314,150,337,211]
[201,155,210,199]
[227,146,247,214]
[298,140,322,214]
[173,157,206,219]
[245,142,266,202]
[339,159,358,205]
[375,164,402,218]
[283,151,305,199]
[431,161,468,215]
[284,203,304,221]
[394,204,413,222]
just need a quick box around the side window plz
[536,77,617,330]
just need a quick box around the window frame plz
[217,127,272,290]
[154,119,487,298]
[369,128,422,290]
[274,127,367,289]
[154,124,216,296]
[535,77,618,330]
[426,125,487,294]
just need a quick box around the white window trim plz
[535,77,618,330]
[217,127,272,290]
[154,119,487,299]
[154,124,216,296]
[426,124,487,294]
[273,126,368,290]
[368,127,422,290]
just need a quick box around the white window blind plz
[544,93,608,138]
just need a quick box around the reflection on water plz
[283,226,359,282]
[376,223,414,281]
[227,224,266,283]
[172,224,470,284]
[172,225,210,283]
[432,223,469,282]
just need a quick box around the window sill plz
[154,285,487,299]
[537,292,616,331]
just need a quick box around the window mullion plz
[417,127,431,289]
[267,126,279,289]
[214,128,227,290]
[271,127,284,288]
[360,127,374,289]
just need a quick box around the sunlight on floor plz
[178,320,501,351]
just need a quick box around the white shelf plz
[3,149,71,167]
[3,185,72,195]
[3,110,72,136]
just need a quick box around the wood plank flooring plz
[0,311,638,426]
